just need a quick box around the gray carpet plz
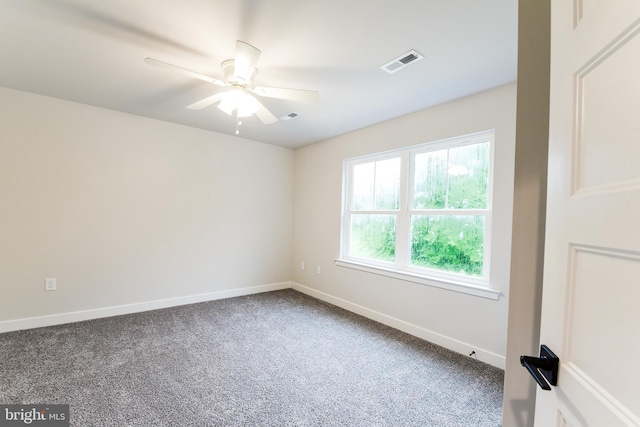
[0,289,504,426]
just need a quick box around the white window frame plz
[336,130,500,300]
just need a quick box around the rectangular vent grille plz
[400,53,418,64]
[280,112,299,121]
[380,49,424,74]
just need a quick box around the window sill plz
[334,259,502,300]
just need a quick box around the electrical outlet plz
[300,261,305,270]
[316,265,321,275]
[45,278,57,291]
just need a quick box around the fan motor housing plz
[221,59,257,86]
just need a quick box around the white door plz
[535,0,640,425]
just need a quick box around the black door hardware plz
[520,345,559,391]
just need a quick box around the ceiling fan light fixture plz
[217,89,259,118]
[237,93,259,117]
[217,91,238,115]
[145,39,317,130]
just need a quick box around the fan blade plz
[253,86,319,103]
[186,93,223,110]
[234,41,261,83]
[144,58,226,87]
[253,98,278,124]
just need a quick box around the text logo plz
[0,405,69,426]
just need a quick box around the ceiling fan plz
[145,40,319,133]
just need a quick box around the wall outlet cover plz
[45,278,57,291]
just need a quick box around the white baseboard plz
[290,282,505,370]
[0,282,290,334]
[1,281,506,370]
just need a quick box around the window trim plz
[334,258,501,300]
[338,130,497,298]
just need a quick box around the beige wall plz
[0,88,294,330]
[292,84,517,368]
[1,83,520,371]
[502,0,551,425]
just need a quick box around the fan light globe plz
[217,89,259,118]
[237,93,259,117]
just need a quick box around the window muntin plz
[341,131,493,287]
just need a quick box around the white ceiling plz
[0,0,517,149]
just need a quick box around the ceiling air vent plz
[279,112,299,121]
[380,49,424,74]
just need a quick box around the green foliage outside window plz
[410,216,484,276]
[350,215,396,262]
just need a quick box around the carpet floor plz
[0,289,504,426]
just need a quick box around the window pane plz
[352,162,374,210]
[352,158,400,210]
[410,215,484,276]
[374,158,400,210]
[447,142,489,209]
[350,214,396,262]
[413,150,447,209]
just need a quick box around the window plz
[338,131,495,294]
